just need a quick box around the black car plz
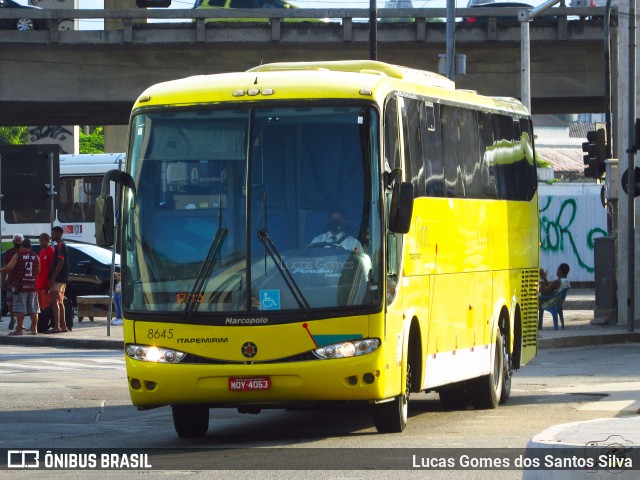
[2,240,120,305]
[0,0,48,31]
[464,2,558,25]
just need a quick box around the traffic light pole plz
[626,0,636,332]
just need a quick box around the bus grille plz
[520,268,539,348]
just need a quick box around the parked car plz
[463,2,558,25]
[3,239,120,305]
[0,0,48,31]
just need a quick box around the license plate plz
[228,377,271,391]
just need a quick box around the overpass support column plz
[104,126,129,154]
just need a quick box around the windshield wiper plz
[256,229,311,314]
[184,200,228,319]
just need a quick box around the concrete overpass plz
[0,7,613,125]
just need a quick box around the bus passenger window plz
[423,103,444,197]
[401,97,425,197]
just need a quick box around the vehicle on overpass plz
[2,153,125,245]
[0,0,47,31]
[192,0,329,22]
[98,60,540,438]
[463,1,558,24]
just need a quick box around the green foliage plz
[0,126,29,145]
[536,151,551,168]
[79,126,105,154]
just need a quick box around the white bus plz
[1,153,125,245]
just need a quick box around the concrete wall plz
[539,182,608,283]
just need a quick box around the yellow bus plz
[97,60,539,437]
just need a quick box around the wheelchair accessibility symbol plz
[260,290,281,310]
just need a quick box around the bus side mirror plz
[95,195,114,247]
[389,181,414,234]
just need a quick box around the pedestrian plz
[48,226,69,333]
[539,263,571,331]
[111,271,123,326]
[539,263,571,299]
[36,233,55,331]
[0,238,40,335]
[2,233,24,330]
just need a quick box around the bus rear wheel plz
[468,332,504,409]
[500,328,512,405]
[373,363,410,433]
[172,404,209,438]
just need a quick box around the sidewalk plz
[537,288,640,349]
[0,314,123,349]
[0,289,638,350]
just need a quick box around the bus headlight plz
[126,344,187,363]
[313,338,380,359]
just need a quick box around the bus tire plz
[172,404,209,438]
[373,363,410,433]
[500,328,512,405]
[468,332,503,410]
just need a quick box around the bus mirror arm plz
[384,168,402,190]
[100,169,136,198]
[388,181,414,234]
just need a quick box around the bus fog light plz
[126,344,187,363]
[313,338,380,359]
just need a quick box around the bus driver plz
[309,211,364,253]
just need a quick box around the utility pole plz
[519,0,560,111]
[369,0,377,61]
[445,0,455,81]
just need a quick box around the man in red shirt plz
[36,233,55,312]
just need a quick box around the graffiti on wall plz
[539,196,607,274]
[28,126,74,154]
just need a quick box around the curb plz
[0,335,123,350]
[538,332,640,349]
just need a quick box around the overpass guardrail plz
[0,7,609,44]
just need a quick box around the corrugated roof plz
[537,147,584,172]
[569,123,595,138]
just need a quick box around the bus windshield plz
[123,105,382,316]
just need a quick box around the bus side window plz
[478,112,498,199]
[459,108,482,199]
[400,96,425,197]
[423,102,444,197]
[441,105,463,198]
[384,96,401,173]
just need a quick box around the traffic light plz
[582,126,607,179]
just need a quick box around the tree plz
[0,126,29,145]
[79,126,104,153]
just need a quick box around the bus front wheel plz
[172,404,209,438]
[373,363,410,433]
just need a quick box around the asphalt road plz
[1,343,639,479]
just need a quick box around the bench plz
[538,287,570,331]
[77,295,114,322]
